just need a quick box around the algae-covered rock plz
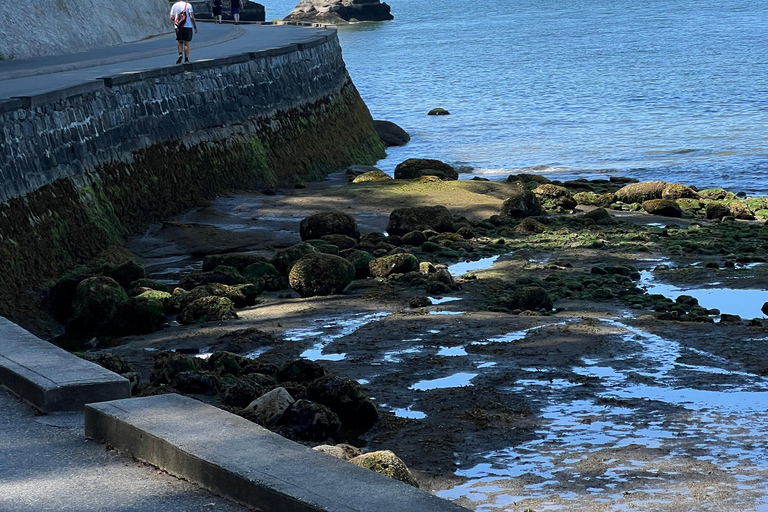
[222,380,259,408]
[108,296,165,335]
[289,253,356,297]
[372,120,410,147]
[409,296,432,308]
[300,211,360,242]
[172,370,221,395]
[699,188,729,200]
[67,276,129,334]
[506,173,550,185]
[105,260,145,290]
[427,108,450,116]
[202,253,268,272]
[573,191,617,208]
[616,181,670,203]
[393,158,458,180]
[242,261,281,281]
[500,182,543,218]
[515,217,548,234]
[676,198,702,211]
[179,266,249,290]
[401,230,427,246]
[313,444,362,461]
[320,234,358,251]
[77,352,135,375]
[662,183,699,200]
[352,170,393,183]
[349,451,419,488]
[489,285,553,312]
[306,375,378,431]
[387,205,455,235]
[342,249,375,279]
[532,184,577,211]
[582,208,616,225]
[642,199,682,218]
[178,296,238,325]
[277,359,328,384]
[278,399,341,441]
[305,239,341,256]
[706,202,731,220]
[369,253,420,278]
[150,351,202,385]
[729,200,755,220]
[271,242,318,275]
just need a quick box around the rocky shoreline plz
[29,159,768,507]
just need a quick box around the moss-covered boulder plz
[313,444,362,461]
[500,182,543,218]
[506,173,550,185]
[401,230,427,246]
[105,260,145,290]
[699,188,729,200]
[306,375,378,431]
[372,120,410,147]
[288,253,356,297]
[178,296,238,325]
[706,202,731,220]
[387,205,455,235]
[515,217,548,233]
[489,285,553,312]
[242,261,281,281]
[352,170,393,183]
[320,234,358,251]
[393,158,458,180]
[616,181,670,203]
[342,249,375,279]
[369,253,420,278]
[108,296,165,335]
[277,359,328,384]
[573,191,617,208]
[278,399,341,441]
[729,200,755,220]
[662,183,699,200]
[77,352,135,375]
[129,279,170,294]
[67,276,129,334]
[533,184,577,211]
[642,199,682,218]
[150,351,202,385]
[179,266,249,290]
[582,208,616,225]
[349,451,419,488]
[202,253,268,272]
[271,242,318,275]
[305,239,341,255]
[172,370,221,395]
[676,198,702,212]
[300,211,360,242]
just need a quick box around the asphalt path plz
[0,388,249,512]
[0,22,334,99]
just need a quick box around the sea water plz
[266,0,768,194]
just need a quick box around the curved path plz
[0,22,334,99]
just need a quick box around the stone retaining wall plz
[0,32,385,318]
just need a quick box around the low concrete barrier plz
[86,393,470,512]
[0,318,130,412]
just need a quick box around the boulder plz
[515,217,548,234]
[245,387,295,426]
[573,191,617,208]
[662,183,699,200]
[582,208,616,225]
[500,183,543,218]
[313,444,362,461]
[129,279,171,294]
[320,234,358,251]
[185,283,257,309]
[387,205,454,235]
[394,158,457,180]
[300,211,360,242]
[179,266,249,290]
[349,451,419,487]
[369,253,420,278]
[289,253,356,297]
[372,120,410,147]
[177,296,238,325]
[277,359,328,384]
[271,242,318,275]
[401,230,427,246]
[427,108,450,116]
[223,380,259,408]
[150,351,202,385]
[207,351,255,376]
[67,276,129,334]
[306,375,378,431]
[342,249,375,279]
[105,260,145,290]
[77,352,134,375]
[615,181,670,203]
[706,202,731,220]
[284,0,393,23]
[278,399,341,441]
[642,199,683,218]
[532,184,577,211]
[202,253,268,272]
[498,286,553,311]
[242,261,281,280]
[352,170,393,183]
[761,302,768,316]
[172,371,221,395]
[729,200,755,220]
[108,296,165,335]
[506,173,550,185]
[699,188,729,200]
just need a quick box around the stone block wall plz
[0,32,385,319]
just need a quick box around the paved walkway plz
[0,388,249,512]
[0,22,334,99]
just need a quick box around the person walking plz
[212,0,222,23]
[230,0,241,25]
[170,1,198,64]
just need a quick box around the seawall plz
[0,30,386,320]
[0,0,170,59]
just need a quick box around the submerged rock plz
[289,253,356,297]
[284,0,393,24]
[349,450,419,487]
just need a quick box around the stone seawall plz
[0,32,385,319]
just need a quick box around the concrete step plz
[85,393,471,512]
[0,317,130,412]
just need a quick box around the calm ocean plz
[268,0,768,194]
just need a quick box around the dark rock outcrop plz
[387,205,454,235]
[284,0,393,24]
[300,212,360,242]
[372,120,410,147]
[393,158,458,181]
[500,183,543,219]
[288,253,356,297]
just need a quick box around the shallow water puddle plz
[278,312,389,362]
[448,256,501,276]
[439,320,768,511]
[410,372,478,391]
[641,270,768,319]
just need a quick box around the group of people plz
[170,0,243,64]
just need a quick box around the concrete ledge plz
[0,318,130,412]
[85,394,470,512]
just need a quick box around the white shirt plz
[170,2,194,29]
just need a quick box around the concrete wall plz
[0,32,385,319]
[0,0,170,59]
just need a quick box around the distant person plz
[212,0,222,23]
[170,1,198,64]
[231,0,242,25]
